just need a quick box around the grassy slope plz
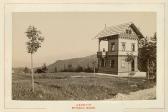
[12,72,155,100]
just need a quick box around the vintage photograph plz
[12,12,156,100]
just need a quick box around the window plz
[126,29,129,34]
[102,48,106,57]
[131,43,135,51]
[121,42,126,51]
[110,60,115,68]
[111,43,115,51]
[129,30,132,34]
[101,59,107,67]
[126,28,132,34]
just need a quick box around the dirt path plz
[107,86,156,100]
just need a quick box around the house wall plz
[118,55,138,73]
[134,56,138,71]
[108,36,119,55]
[97,25,140,75]
[98,55,138,74]
[118,37,138,56]
[98,56,118,74]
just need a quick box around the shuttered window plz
[131,43,135,51]
[111,43,115,51]
[122,42,126,51]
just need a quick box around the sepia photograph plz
[12,12,157,101]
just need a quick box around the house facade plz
[96,22,144,76]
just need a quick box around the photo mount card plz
[0,1,167,112]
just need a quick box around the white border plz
[4,3,165,112]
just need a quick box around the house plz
[95,22,145,76]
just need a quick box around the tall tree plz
[138,33,156,80]
[25,26,44,92]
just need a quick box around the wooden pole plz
[31,53,34,92]
[93,66,95,77]
[98,39,100,52]
[128,62,129,84]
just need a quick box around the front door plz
[131,59,134,71]
[101,59,104,67]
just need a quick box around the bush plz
[75,65,83,72]
[84,66,93,73]
[35,68,46,73]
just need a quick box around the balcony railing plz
[97,51,137,58]
[97,51,110,58]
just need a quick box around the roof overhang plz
[99,35,118,41]
[130,24,144,39]
[95,22,145,40]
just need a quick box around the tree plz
[138,33,156,80]
[25,26,44,92]
[41,63,48,73]
[35,64,48,73]
[126,52,135,84]
[75,65,83,72]
[84,65,93,73]
[35,68,45,73]
[126,52,134,71]
[92,60,97,77]
[23,67,30,75]
[54,66,57,73]
[67,64,73,72]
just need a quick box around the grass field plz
[12,72,156,100]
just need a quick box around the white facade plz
[118,38,138,56]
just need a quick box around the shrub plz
[75,65,83,72]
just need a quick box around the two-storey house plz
[96,22,144,76]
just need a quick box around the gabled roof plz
[95,22,144,40]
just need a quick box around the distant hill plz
[12,67,31,74]
[47,54,98,73]
[12,67,25,73]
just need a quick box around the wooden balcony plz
[106,51,117,56]
[97,50,137,58]
[97,51,116,58]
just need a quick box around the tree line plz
[138,32,156,80]
[59,64,98,73]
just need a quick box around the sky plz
[12,12,156,68]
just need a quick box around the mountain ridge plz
[47,54,98,72]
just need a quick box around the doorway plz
[131,59,135,71]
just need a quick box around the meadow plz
[12,72,155,100]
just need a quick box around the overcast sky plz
[12,12,156,68]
